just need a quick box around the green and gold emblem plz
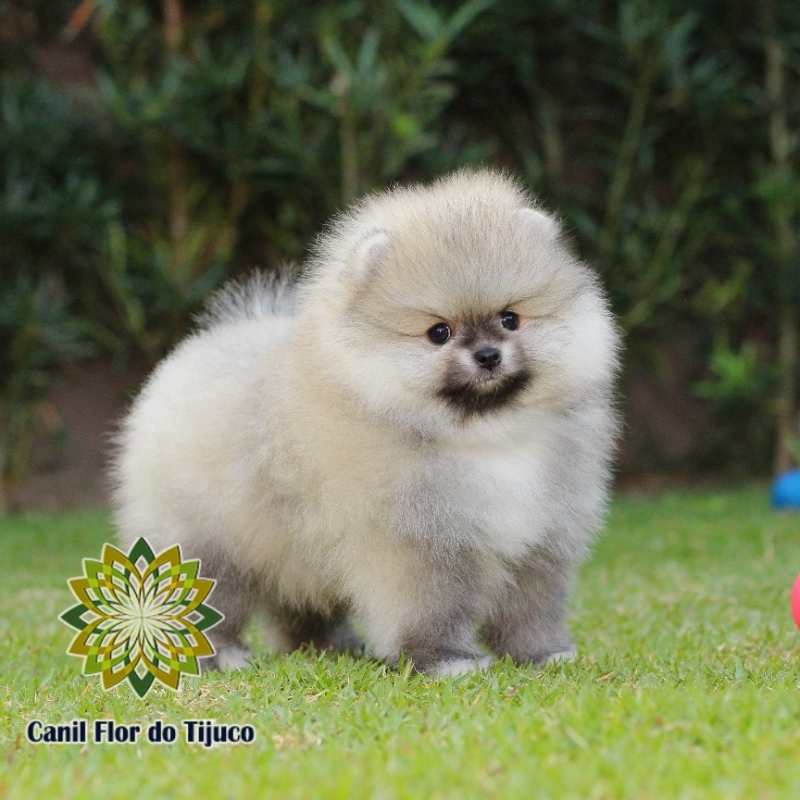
[60,538,222,698]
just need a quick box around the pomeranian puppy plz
[112,170,620,676]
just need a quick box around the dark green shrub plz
[0,74,111,503]
[1,0,799,498]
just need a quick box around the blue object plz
[771,469,800,509]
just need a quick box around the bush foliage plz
[1,0,799,496]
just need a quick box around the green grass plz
[1,487,799,799]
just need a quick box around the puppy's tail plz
[196,267,297,328]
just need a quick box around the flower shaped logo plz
[60,538,222,697]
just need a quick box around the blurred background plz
[0,0,798,512]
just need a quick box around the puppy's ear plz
[348,230,391,279]
[515,207,560,238]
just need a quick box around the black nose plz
[474,346,502,370]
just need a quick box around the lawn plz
[1,487,799,799]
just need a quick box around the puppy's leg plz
[352,542,491,676]
[267,603,366,654]
[190,548,259,672]
[481,552,577,666]
[400,615,494,677]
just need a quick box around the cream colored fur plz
[112,170,620,675]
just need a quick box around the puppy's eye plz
[427,322,451,345]
[500,311,519,331]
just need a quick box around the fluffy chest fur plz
[350,417,559,562]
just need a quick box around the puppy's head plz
[300,171,619,433]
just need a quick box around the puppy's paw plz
[524,645,577,668]
[429,655,495,677]
[201,644,252,673]
[543,647,577,664]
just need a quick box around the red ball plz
[793,573,800,630]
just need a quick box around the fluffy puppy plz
[112,170,620,676]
